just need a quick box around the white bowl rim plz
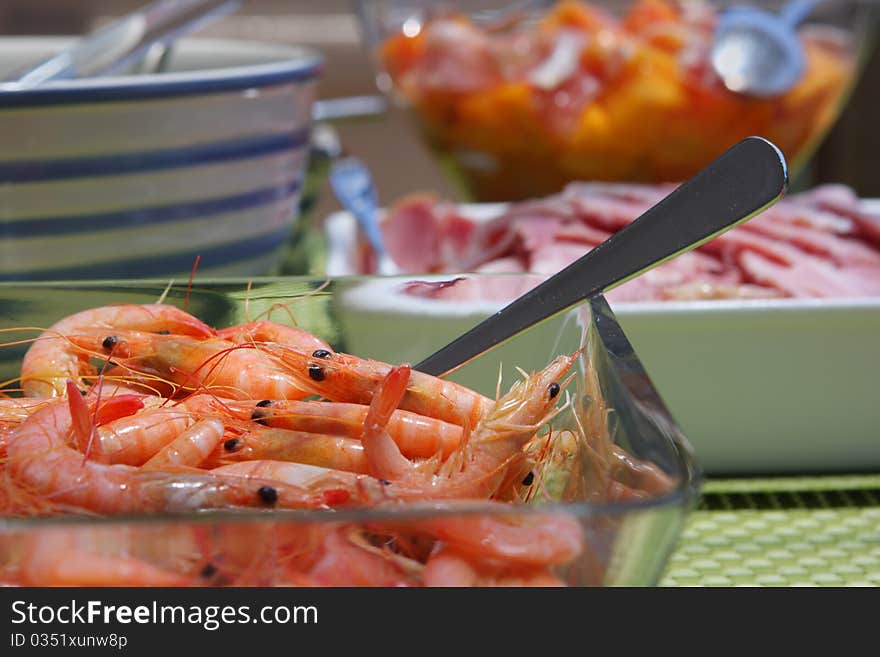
[0,36,322,106]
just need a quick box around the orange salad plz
[380,0,855,201]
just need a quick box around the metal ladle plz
[6,0,241,86]
[711,0,821,97]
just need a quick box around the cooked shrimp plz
[18,529,191,586]
[214,426,369,474]
[362,354,577,500]
[610,446,676,496]
[0,397,49,423]
[2,299,610,587]
[217,320,330,353]
[90,407,195,466]
[72,333,316,401]
[88,365,171,397]
[142,419,226,470]
[411,509,583,567]
[0,398,50,456]
[5,392,336,514]
[210,460,380,507]
[423,546,566,587]
[241,399,463,460]
[20,304,214,398]
[264,346,494,427]
[296,526,422,587]
[180,393,387,474]
[71,326,493,425]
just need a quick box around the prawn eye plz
[548,382,560,399]
[250,409,269,425]
[101,335,117,350]
[200,563,218,578]
[223,438,241,452]
[312,349,332,359]
[308,364,325,381]
[257,485,278,505]
[256,399,273,408]
[521,471,535,486]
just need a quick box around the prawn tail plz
[364,364,410,429]
[93,394,147,426]
[147,303,215,339]
[66,380,94,459]
[362,365,414,480]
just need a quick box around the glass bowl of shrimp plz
[357,0,874,202]
[0,276,700,587]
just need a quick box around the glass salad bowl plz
[0,276,699,586]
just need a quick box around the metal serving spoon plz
[415,136,788,377]
[5,0,388,124]
[7,0,240,86]
[711,0,821,97]
[330,156,401,276]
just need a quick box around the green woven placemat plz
[661,474,880,587]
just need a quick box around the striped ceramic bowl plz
[0,37,322,281]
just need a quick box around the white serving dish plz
[325,204,880,475]
[0,37,321,280]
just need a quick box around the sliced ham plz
[371,183,880,303]
[382,195,442,272]
[849,212,880,248]
[702,229,802,265]
[658,282,783,301]
[742,216,880,267]
[529,241,592,275]
[738,251,874,298]
[568,194,652,231]
[563,181,675,206]
[511,215,563,253]
[804,185,880,248]
[438,208,480,270]
[555,222,612,246]
[475,256,527,273]
[759,204,852,235]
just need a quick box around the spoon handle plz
[415,136,788,377]
[9,0,239,86]
[329,157,387,257]
[780,0,821,26]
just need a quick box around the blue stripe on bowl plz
[0,180,301,236]
[0,130,310,183]
[0,225,296,281]
[0,57,322,108]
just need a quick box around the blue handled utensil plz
[711,0,821,97]
[329,156,400,276]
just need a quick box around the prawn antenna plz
[80,374,107,464]
[244,279,254,323]
[265,301,300,328]
[156,280,174,306]
[184,255,201,313]
[253,278,332,326]
[494,363,504,402]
